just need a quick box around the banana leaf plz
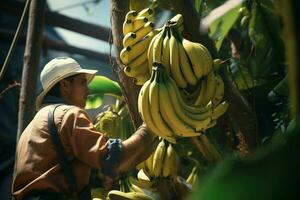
[248,2,284,78]
[188,125,300,200]
[86,76,122,109]
[202,0,244,50]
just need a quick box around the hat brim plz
[36,68,97,110]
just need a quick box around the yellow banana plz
[147,30,163,71]
[125,10,138,21]
[162,143,179,178]
[130,21,154,46]
[212,74,225,106]
[162,27,171,74]
[130,183,144,193]
[137,7,154,20]
[131,16,149,32]
[108,190,153,200]
[206,119,217,129]
[126,192,153,200]
[128,48,148,68]
[120,47,131,65]
[152,139,166,177]
[148,28,163,69]
[152,27,167,63]
[123,32,137,47]
[123,19,134,36]
[137,70,176,143]
[159,73,201,136]
[144,152,155,177]
[124,61,149,78]
[186,166,198,188]
[137,169,151,182]
[213,58,222,71]
[123,11,139,35]
[134,71,151,85]
[147,67,177,143]
[200,71,217,106]
[211,101,229,120]
[169,27,188,88]
[121,29,158,65]
[194,78,207,106]
[181,39,203,79]
[196,43,213,76]
[161,72,211,133]
[178,40,198,86]
[169,14,183,28]
[164,74,213,115]
[129,176,154,191]
[169,14,184,34]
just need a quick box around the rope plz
[0,0,31,82]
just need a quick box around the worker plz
[11,57,158,200]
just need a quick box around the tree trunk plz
[17,0,46,140]
[110,0,143,129]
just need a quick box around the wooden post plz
[0,1,110,41]
[17,0,46,140]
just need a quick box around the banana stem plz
[200,135,222,161]
[190,135,221,162]
[156,178,178,200]
[186,156,201,169]
[190,137,211,160]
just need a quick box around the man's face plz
[62,73,89,108]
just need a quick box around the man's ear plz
[59,79,70,94]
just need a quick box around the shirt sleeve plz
[59,107,122,172]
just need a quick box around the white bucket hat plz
[36,57,97,110]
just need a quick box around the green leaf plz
[85,94,103,109]
[88,75,122,98]
[203,0,244,50]
[194,0,202,13]
[248,2,285,78]
[229,59,264,90]
[188,125,300,200]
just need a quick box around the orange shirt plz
[12,105,109,199]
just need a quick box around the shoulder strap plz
[48,104,78,196]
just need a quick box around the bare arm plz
[116,123,158,174]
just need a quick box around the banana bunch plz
[168,14,184,34]
[95,107,121,139]
[138,63,229,143]
[132,169,155,191]
[147,18,213,89]
[121,8,160,85]
[137,138,180,179]
[95,103,135,140]
[91,187,107,200]
[106,175,155,200]
[192,60,225,108]
[107,190,153,200]
[186,166,199,189]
